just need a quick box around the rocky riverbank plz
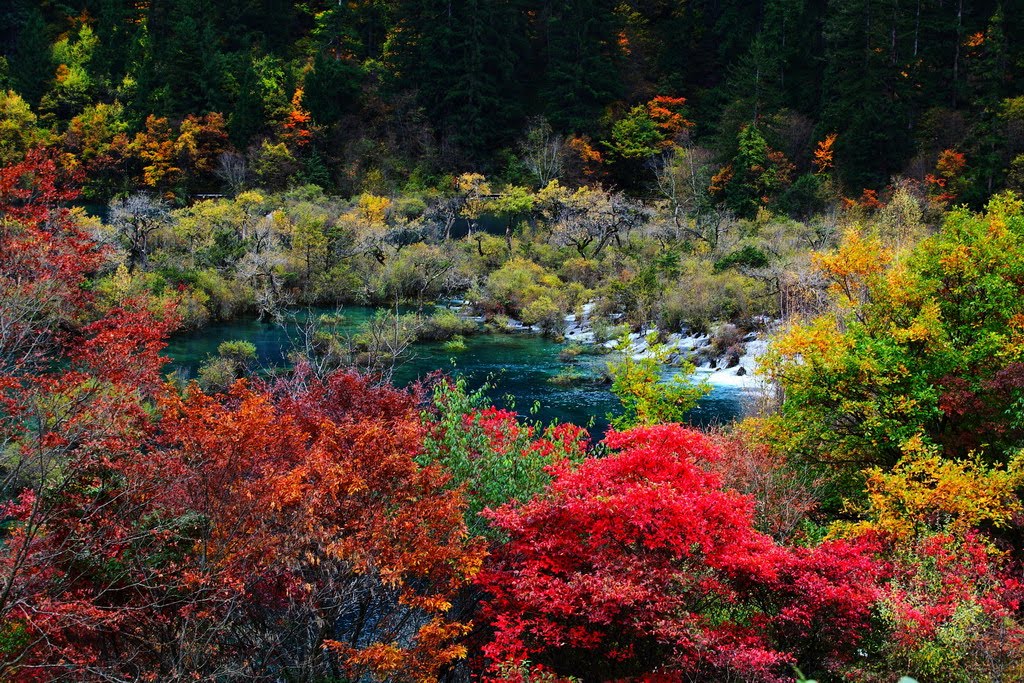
[563,303,773,390]
[445,298,773,391]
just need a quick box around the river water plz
[163,308,752,433]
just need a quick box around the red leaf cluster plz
[926,149,968,203]
[477,425,878,682]
[645,95,694,144]
[2,372,483,681]
[0,149,98,333]
[0,155,480,681]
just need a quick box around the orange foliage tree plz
[813,132,838,174]
[1,367,484,681]
[62,102,132,199]
[129,113,233,196]
[926,149,968,203]
[175,112,230,191]
[563,135,604,184]
[645,95,693,144]
[131,114,182,192]
[279,87,315,149]
[0,155,483,680]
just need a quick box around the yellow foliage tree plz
[834,437,1024,544]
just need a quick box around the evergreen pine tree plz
[820,0,912,189]
[91,0,140,90]
[9,3,52,107]
[138,0,225,117]
[442,0,523,150]
[386,0,524,154]
[303,6,364,127]
[229,54,264,148]
[537,0,622,133]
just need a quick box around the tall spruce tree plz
[386,0,524,154]
[303,5,365,127]
[137,0,225,117]
[90,0,142,90]
[820,0,912,189]
[536,0,622,133]
[8,2,52,108]
[228,53,265,147]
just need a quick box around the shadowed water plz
[163,308,750,433]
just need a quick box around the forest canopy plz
[0,0,1022,202]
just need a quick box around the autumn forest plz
[3,0,1024,681]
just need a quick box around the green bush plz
[483,257,569,327]
[418,378,587,538]
[713,244,770,272]
[197,356,241,392]
[442,334,468,352]
[217,340,257,364]
[520,295,564,335]
[197,339,257,392]
[93,265,212,329]
[312,265,362,303]
[548,367,586,385]
[661,265,760,332]
[607,332,710,429]
[418,309,478,341]
[559,343,585,362]
[193,268,251,319]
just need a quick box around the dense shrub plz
[478,425,879,681]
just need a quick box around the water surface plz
[164,308,750,433]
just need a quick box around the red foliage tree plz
[0,302,177,679]
[0,156,481,680]
[0,147,109,456]
[279,88,315,149]
[0,154,180,675]
[0,149,96,362]
[477,425,878,682]
[645,95,693,146]
[1,367,483,681]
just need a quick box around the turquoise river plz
[164,307,752,433]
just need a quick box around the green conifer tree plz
[9,3,52,107]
